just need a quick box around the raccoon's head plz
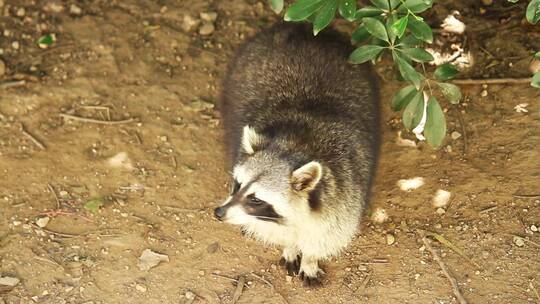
[214,125,322,227]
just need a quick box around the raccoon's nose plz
[214,207,226,221]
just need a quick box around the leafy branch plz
[268,0,540,148]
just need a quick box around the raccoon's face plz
[214,126,322,227]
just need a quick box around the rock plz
[138,249,169,271]
[16,7,25,17]
[11,41,20,50]
[135,284,147,293]
[187,99,214,111]
[200,12,218,22]
[436,208,446,215]
[371,208,388,224]
[107,152,133,170]
[206,241,219,254]
[35,216,50,228]
[199,22,215,36]
[386,234,396,245]
[0,59,5,76]
[531,225,538,232]
[182,15,200,32]
[451,131,462,140]
[480,90,488,97]
[397,177,425,191]
[70,4,82,15]
[513,236,525,247]
[0,276,20,287]
[185,290,196,300]
[432,189,451,208]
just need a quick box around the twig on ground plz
[33,256,62,268]
[421,230,481,269]
[513,193,540,198]
[60,113,137,125]
[508,234,540,248]
[19,123,46,150]
[420,232,468,304]
[211,273,250,288]
[231,276,245,304]
[0,80,26,89]
[250,272,289,304]
[170,155,177,169]
[39,210,94,223]
[32,224,82,238]
[47,183,61,209]
[479,205,498,214]
[530,282,540,304]
[451,78,532,85]
[454,108,468,155]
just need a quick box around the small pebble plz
[11,41,20,50]
[70,4,82,15]
[199,23,215,36]
[182,15,200,32]
[200,12,218,22]
[480,90,488,97]
[185,291,196,300]
[436,208,446,215]
[135,284,147,293]
[16,7,25,17]
[35,216,50,228]
[513,236,525,247]
[531,225,538,232]
[386,234,395,245]
[451,131,462,140]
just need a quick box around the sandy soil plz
[1,1,539,303]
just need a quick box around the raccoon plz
[214,22,380,286]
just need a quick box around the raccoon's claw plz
[299,271,321,287]
[279,255,301,275]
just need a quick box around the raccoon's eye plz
[248,195,263,205]
[231,180,241,194]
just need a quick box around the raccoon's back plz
[219,22,379,167]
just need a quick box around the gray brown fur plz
[220,22,380,205]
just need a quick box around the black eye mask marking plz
[244,194,281,223]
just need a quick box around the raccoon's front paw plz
[279,255,301,276]
[299,270,322,287]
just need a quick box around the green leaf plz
[338,0,356,21]
[424,96,446,148]
[400,47,434,62]
[526,0,540,24]
[349,45,384,64]
[400,0,433,13]
[84,198,104,214]
[356,6,383,18]
[532,72,540,88]
[434,63,459,81]
[402,91,424,130]
[408,16,433,43]
[38,34,54,46]
[269,0,284,13]
[313,0,338,35]
[400,35,422,47]
[386,15,397,44]
[536,51,540,59]
[391,16,408,39]
[362,17,389,42]
[438,83,462,104]
[394,53,424,89]
[284,0,326,21]
[508,0,519,3]
[392,85,418,111]
[351,25,370,43]
[370,0,390,9]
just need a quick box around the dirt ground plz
[1,1,539,303]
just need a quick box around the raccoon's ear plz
[241,125,264,155]
[291,161,322,192]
